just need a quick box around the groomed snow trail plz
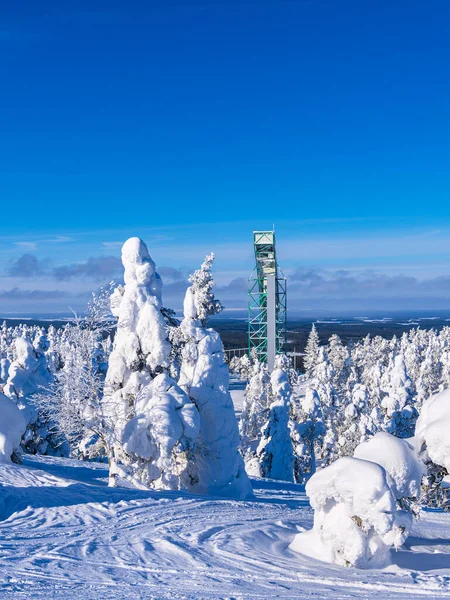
[0,456,450,599]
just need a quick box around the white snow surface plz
[0,455,450,599]
[414,388,450,472]
[354,432,426,500]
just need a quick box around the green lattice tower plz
[248,231,287,370]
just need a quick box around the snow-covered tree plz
[304,324,320,376]
[289,384,324,483]
[239,355,271,447]
[256,357,294,482]
[179,281,251,498]
[4,336,66,456]
[103,237,192,488]
[186,253,223,327]
[33,284,115,459]
[380,354,417,438]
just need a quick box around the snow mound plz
[290,456,410,568]
[354,432,425,500]
[0,392,26,462]
[414,388,450,472]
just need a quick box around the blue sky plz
[1,0,450,315]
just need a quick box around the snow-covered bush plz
[179,280,251,499]
[290,457,411,568]
[354,432,425,503]
[0,392,26,462]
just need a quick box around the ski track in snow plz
[0,456,450,599]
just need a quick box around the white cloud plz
[14,241,37,251]
[102,241,123,249]
[43,236,75,243]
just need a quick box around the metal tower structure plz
[248,230,287,371]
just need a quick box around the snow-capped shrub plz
[179,281,251,499]
[290,457,411,568]
[354,432,425,501]
[0,392,26,462]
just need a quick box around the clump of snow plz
[354,432,425,500]
[414,388,450,472]
[290,457,411,568]
[0,392,26,462]
[179,282,251,499]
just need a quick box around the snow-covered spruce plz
[239,353,271,451]
[256,358,294,482]
[103,237,199,489]
[380,354,417,438]
[290,456,411,568]
[289,384,324,483]
[0,392,26,462]
[178,281,252,499]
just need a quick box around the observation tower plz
[248,230,287,371]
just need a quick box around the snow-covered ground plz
[1,455,450,599]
